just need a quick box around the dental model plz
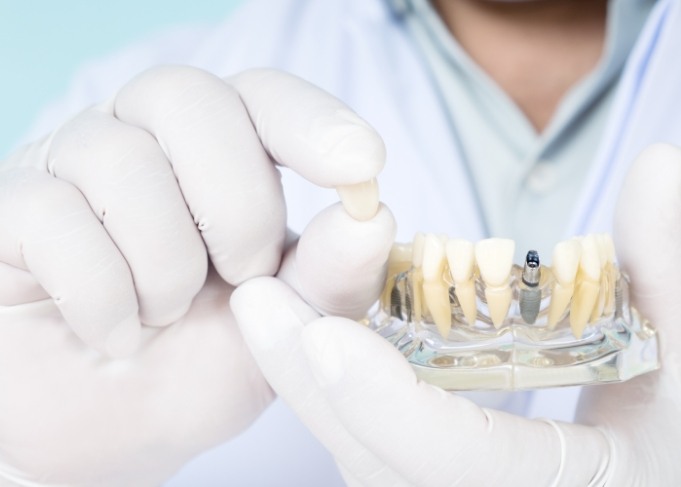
[369,233,659,391]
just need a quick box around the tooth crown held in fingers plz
[370,233,659,391]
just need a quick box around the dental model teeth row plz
[381,233,620,338]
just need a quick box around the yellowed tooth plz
[548,239,582,328]
[589,234,615,322]
[422,234,451,336]
[570,235,601,338]
[336,178,379,221]
[475,238,515,328]
[599,234,618,317]
[380,242,413,309]
[446,239,478,325]
[411,233,425,322]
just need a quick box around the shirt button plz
[526,162,558,194]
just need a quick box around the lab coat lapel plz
[569,0,681,237]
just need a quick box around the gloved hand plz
[232,143,681,486]
[0,66,395,486]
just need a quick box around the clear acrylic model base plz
[364,234,660,391]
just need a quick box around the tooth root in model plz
[381,242,413,309]
[475,238,515,328]
[422,234,452,337]
[519,250,542,324]
[570,235,602,338]
[411,233,425,323]
[548,239,582,328]
[446,238,478,325]
[598,234,618,317]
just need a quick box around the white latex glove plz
[232,143,681,487]
[0,67,395,486]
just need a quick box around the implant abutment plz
[519,250,542,324]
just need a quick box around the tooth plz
[577,234,601,281]
[422,234,451,336]
[446,239,478,324]
[570,235,601,338]
[446,239,475,282]
[475,238,514,328]
[412,233,425,268]
[453,280,477,325]
[475,238,515,286]
[589,234,615,322]
[411,233,425,322]
[551,239,582,285]
[336,178,379,221]
[381,242,413,309]
[547,239,582,328]
[597,233,617,318]
[598,234,618,316]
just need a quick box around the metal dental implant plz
[519,250,542,324]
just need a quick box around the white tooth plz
[446,239,477,325]
[336,178,379,221]
[422,234,446,281]
[578,234,601,282]
[551,239,582,285]
[547,239,582,328]
[595,234,612,265]
[475,238,515,287]
[570,235,602,338]
[446,239,475,282]
[421,235,452,335]
[412,233,425,268]
[475,238,514,328]
[389,242,413,264]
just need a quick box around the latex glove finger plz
[231,277,406,487]
[43,108,208,326]
[279,202,396,318]
[234,278,607,487]
[614,143,681,344]
[0,168,140,356]
[228,69,385,221]
[234,202,398,485]
[577,143,681,484]
[301,319,613,487]
[0,262,48,304]
[113,66,286,285]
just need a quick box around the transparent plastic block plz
[364,263,659,391]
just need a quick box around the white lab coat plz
[24,0,681,484]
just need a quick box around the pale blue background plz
[0,0,244,158]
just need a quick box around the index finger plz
[114,67,384,286]
[229,69,385,222]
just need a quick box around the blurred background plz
[0,0,244,159]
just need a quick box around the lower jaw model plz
[364,233,660,391]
